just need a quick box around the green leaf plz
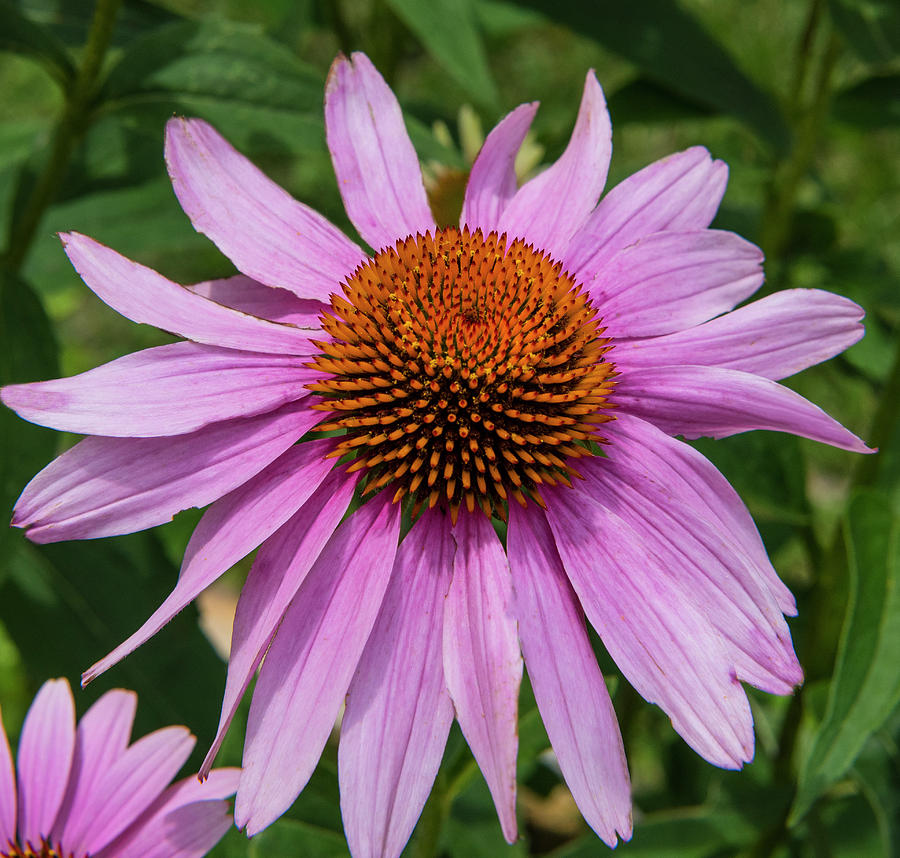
[853,737,900,858]
[384,0,499,108]
[828,0,900,63]
[608,77,716,125]
[246,818,349,858]
[791,490,900,823]
[0,0,74,88]
[512,0,790,151]
[833,74,900,127]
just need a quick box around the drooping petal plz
[589,230,763,338]
[63,727,195,856]
[497,71,611,254]
[14,399,319,543]
[82,441,337,687]
[461,102,538,234]
[325,52,435,250]
[0,706,16,846]
[235,492,400,835]
[166,117,365,303]
[339,508,455,858]
[613,289,865,381]
[1,342,317,438]
[614,364,871,452]
[443,511,522,844]
[545,487,755,769]
[53,690,137,847]
[564,146,727,278]
[186,275,328,327]
[604,413,796,615]
[61,233,318,355]
[95,769,240,858]
[507,503,632,845]
[199,466,358,778]
[16,679,75,847]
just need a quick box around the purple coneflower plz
[2,52,868,856]
[0,679,237,857]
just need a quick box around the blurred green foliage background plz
[0,0,898,855]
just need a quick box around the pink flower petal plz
[592,230,763,338]
[14,399,319,544]
[186,275,328,327]
[461,102,539,234]
[53,690,137,848]
[199,466,358,779]
[507,502,632,845]
[605,413,796,615]
[0,706,17,846]
[94,769,240,858]
[235,492,400,835]
[82,441,337,687]
[61,233,319,355]
[65,727,195,856]
[614,289,865,381]
[166,118,365,303]
[545,487,755,768]
[16,679,75,848]
[498,71,611,254]
[564,146,727,279]
[1,342,317,438]
[443,511,522,844]
[325,52,435,250]
[614,364,871,452]
[339,508,455,858]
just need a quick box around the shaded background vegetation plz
[0,0,898,855]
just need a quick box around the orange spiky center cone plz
[307,226,616,521]
[2,838,64,858]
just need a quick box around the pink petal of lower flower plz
[235,492,400,835]
[498,71,610,254]
[591,230,763,338]
[65,727,195,856]
[605,413,796,615]
[186,275,328,327]
[200,466,358,779]
[614,289,865,381]
[325,52,435,251]
[614,364,871,452]
[82,440,337,687]
[13,399,319,543]
[339,507,455,858]
[0,706,16,846]
[53,690,137,848]
[166,118,365,303]
[545,488,755,768]
[507,502,632,846]
[564,146,727,278]
[443,511,522,844]
[461,102,538,234]
[1,341,317,437]
[16,679,75,848]
[61,233,319,355]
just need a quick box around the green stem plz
[2,0,122,272]
[411,772,451,858]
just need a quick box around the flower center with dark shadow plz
[2,839,64,858]
[308,227,616,520]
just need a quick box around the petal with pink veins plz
[461,102,538,235]
[62,233,319,355]
[0,705,17,846]
[614,364,872,453]
[235,492,400,835]
[325,52,435,251]
[186,275,328,327]
[16,679,75,848]
[14,399,320,544]
[565,146,727,278]
[1,342,317,438]
[507,502,632,846]
[340,507,455,858]
[443,511,522,844]
[166,118,365,303]
[498,71,611,255]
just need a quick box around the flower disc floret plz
[308,227,616,519]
